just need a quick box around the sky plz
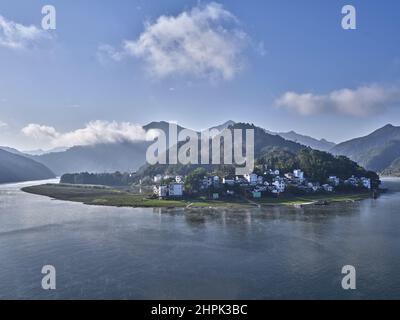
[0,0,400,150]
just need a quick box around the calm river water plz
[0,178,399,299]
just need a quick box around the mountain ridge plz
[0,149,55,183]
[331,124,400,172]
[269,130,336,152]
[5,121,396,177]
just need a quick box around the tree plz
[184,168,208,195]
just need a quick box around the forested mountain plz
[29,121,188,175]
[207,120,236,133]
[133,123,379,186]
[5,120,391,179]
[257,148,380,188]
[331,124,400,172]
[204,121,336,151]
[27,121,306,176]
[133,122,305,181]
[0,149,55,183]
[32,141,151,176]
[65,126,380,189]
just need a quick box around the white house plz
[345,176,358,187]
[312,186,320,192]
[175,176,184,183]
[169,183,184,197]
[285,173,295,180]
[361,177,371,189]
[236,176,248,184]
[322,184,334,192]
[272,178,286,193]
[154,185,168,198]
[255,186,267,192]
[328,176,340,186]
[307,182,320,192]
[268,169,280,176]
[223,176,236,186]
[202,177,212,189]
[293,169,305,181]
[244,173,258,185]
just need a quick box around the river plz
[0,178,399,299]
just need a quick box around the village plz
[152,167,373,200]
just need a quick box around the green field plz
[22,183,373,209]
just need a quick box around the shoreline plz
[21,183,375,210]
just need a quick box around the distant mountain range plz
[30,142,151,176]
[207,120,236,133]
[27,121,189,175]
[265,130,336,152]
[0,149,55,183]
[133,122,380,188]
[23,147,68,156]
[134,122,306,178]
[18,121,307,176]
[0,146,25,156]
[2,121,400,179]
[331,124,400,175]
[205,120,336,151]
[381,158,400,177]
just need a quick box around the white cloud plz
[97,44,125,63]
[21,121,154,148]
[275,85,400,117]
[22,124,59,140]
[103,2,248,82]
[0,120,7,128]
[0,15,50,49]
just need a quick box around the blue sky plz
[0,0,400,150]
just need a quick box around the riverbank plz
[21,183,374,209]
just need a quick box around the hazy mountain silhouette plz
[0,149,55,183]
[31,141,151,175]
[23,121,321,175]
[264,130,336,152]
[331,124,400,172]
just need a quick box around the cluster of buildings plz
[152,168,372,200]
[153,174,184,198]
[344,176,372,189]
[153,183,184,198]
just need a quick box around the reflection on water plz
[0,178,399,299]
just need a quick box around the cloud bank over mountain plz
[22,121,154,149]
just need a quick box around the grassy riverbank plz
[21,183,374,209]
